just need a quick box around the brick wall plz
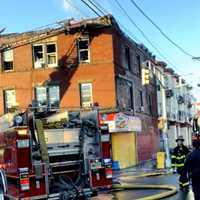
[0,28,116,114]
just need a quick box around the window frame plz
[80,82,93,108]
[78,36,90,63]
[33,42,57,69]
[48,85,60,109]
[35,85,60,109]
[46,43,57,68]
[139,90,143,107]
[3,89,16,113]
[125,46,131,71]
[33,44,45,69]
[2,49,14,72]
[136,55,141,77]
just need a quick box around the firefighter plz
[185,139,200,200]
[171,135,189,191]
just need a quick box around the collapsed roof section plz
[0,15,155,60]
[0,15,113,51]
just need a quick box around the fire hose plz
[111,172,177,200]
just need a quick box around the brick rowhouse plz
[0,15,159,163]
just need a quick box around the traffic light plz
[142,68,150,85]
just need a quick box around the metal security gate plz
[111,132,137,169]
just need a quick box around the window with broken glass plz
[33,43,57,69]
[2,49,14,71]
[78,37,90,63]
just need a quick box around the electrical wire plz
[87,0,106,16]
[79,0,102,17]
[129,0,196,58]
[113,0,183,73]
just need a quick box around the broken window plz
[2,49,13,71]
[33,45,44,69]
[46,44,57,67]
[125,46,131,70]
[80,83,93,107]
[136,55,141,76]
[117,78,134,110]
[139,90,143,107]
[78,37,90,63]
[3,89,16,113]
[33,43,57,69]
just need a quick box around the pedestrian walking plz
[185,139,200,200]
[171,135,189,191]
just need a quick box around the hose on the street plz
[112,171,177,200]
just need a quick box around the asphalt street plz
[112,173,194,200]
[92,171,195,200]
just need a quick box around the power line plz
[113,0,183,73]
[82,0,183,73]
[87,0,106,16]
[79,0,102,17]
[129,0,195,58]
[91,0,110,15]
[89,0,141,43]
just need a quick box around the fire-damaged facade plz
[0,15,159,167]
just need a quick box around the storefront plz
[100,112,142,169]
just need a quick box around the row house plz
[155,63,195,150]
[0,15,159,168]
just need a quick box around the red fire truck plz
[0,108,112,199]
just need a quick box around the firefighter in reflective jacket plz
[185,139,200,200]
[171,135,190,190]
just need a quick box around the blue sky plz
[1,0,200,99]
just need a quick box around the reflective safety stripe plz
[171,155,176,159]
[179,182,189,187]
[175,155,185,160]
[176,163,184,167]
[171,164,176,167]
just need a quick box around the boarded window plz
[3,50,13,71]
[80,83,93,107]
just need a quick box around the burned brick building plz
[0,15,159,166]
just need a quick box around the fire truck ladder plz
[35,119,49,164]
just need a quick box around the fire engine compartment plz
[0,109,112,199]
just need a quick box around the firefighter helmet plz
[176,135,184,142]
